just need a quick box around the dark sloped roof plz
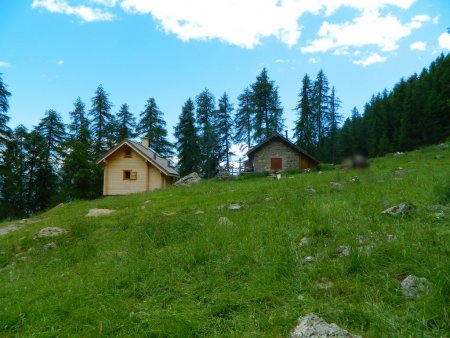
[97,139,179,177]
[247,133,319,164]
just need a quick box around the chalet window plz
[124,148,132,158]
[123,170,137,180]
[270,158,282,170]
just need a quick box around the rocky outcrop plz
[381,203,413,216]
[290,314,361,338]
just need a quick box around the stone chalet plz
[246,133,319,172]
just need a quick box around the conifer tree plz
[293,74,316,154]
[136,97,173,156]
[174,98,201,176]
[115,103,136,142]
[251,68,284,142]
[37,109,66,167]
[234,87,254,148]
[69,97,90,143]
[312,70,330,158]
[217,92,234,170]
[196,88,220,178]
[0,73,11,154]
[326,86,342,163]
[89,84,113,157]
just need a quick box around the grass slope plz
[1,143,449,337]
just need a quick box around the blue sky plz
[1,0,449,143]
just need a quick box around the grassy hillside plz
[1,143,449,337]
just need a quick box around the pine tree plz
[0,126,28,219]
[0,73,12,153]
[136,98,173,156]
[115,103,136,142]
[62,97,99,199]
[174,98,201,176]
[217,92,234,170]
[196,88,220,178]
[312,70,330,158]
[293,74,316,154]
[251,68,284,142]
[89,84,113,158]
[326,86,342,163]
[234,87,254,148]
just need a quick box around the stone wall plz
[252,139,300,172]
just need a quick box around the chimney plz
[141,138,149,148]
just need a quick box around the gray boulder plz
[86,208,115,217]
[337,246,350,257]
[228,204,242,211]
[33,227,66,240]
[401,275,431,300]
[218,217,234,227]
[381,203,413,216]
[174,172,201,186]
[290,313,361,338]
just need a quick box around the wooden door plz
[271,158,282,170]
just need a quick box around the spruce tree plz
[69,97,90,143]
[136,97,173,156]
[115,103,136,142]
[312,70,330,158]
[174,98,201,176]
[196,88,220,178]
[293,74,316,154]
[0,73,11,153]
[326,86,342,163]
[234,87,254,148]
[251,68,284,142]
[89,84,113,157]
[217,92,234,170]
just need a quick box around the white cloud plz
[90,0,119,6]
[433,15,439,24]
[274,59,290,64]
[57,60,64,65]
[301,10,430,54]
[0,61,12,68]
[32,0,115,22]
[308,57,319,64]
[410,40,426,51]
[353,53,387,66]
[438,32,450,50]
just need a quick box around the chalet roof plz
[247,133,320,164]
[97,139,179,177]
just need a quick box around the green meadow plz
[0,142,449,337]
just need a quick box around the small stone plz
[265,197,273,202]
[349,176,359,183]
[393,151,404,156]
[386,234,397,242]
[394,167,407,175]
[305,186,316,193]
[337,246,350,257]
[356,236,365,245]
[330,182,344,190]
[162,211,177,216]
[299,237,309,246]
[303,256,315,264]
[86,209,115,217]
[382,203,414,216]
[33,227,66,240]
[228,204,242,211]
[318,171,323,175]
[218,217,234,227]
[315,278,333,290]
[194,210,205,215]
[290,313,361,338]
[435,212,446,220]
[143,200,151,204]
[43,242,57,252]
[427,204,449,212]
[401,275,431,300]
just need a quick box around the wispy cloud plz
[308,57,319,64]
[0,61,12,68]
[57,60,64,65]
[410,40,427,51]
[274,59,290,64]
[353,53,387,67]
[32,0,115,22]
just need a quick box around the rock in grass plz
[330,182,344,191]
[290,313,361,338]
[427,204,449,212]
[337,246,350,257]
[401,275,431,300]
[299,237,309,246]
[218,217,234,227]
[174,172,201,186]
[349,176,359,183]
[228,204,242,211]
[33,227,66,240]
[381,203,413,216]
[43,242,57,252]
[303,256,315,264]
[305,186,316,193]
[162,211,177,216]
[86,209,115,217]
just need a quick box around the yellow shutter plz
[131,171,137,180]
